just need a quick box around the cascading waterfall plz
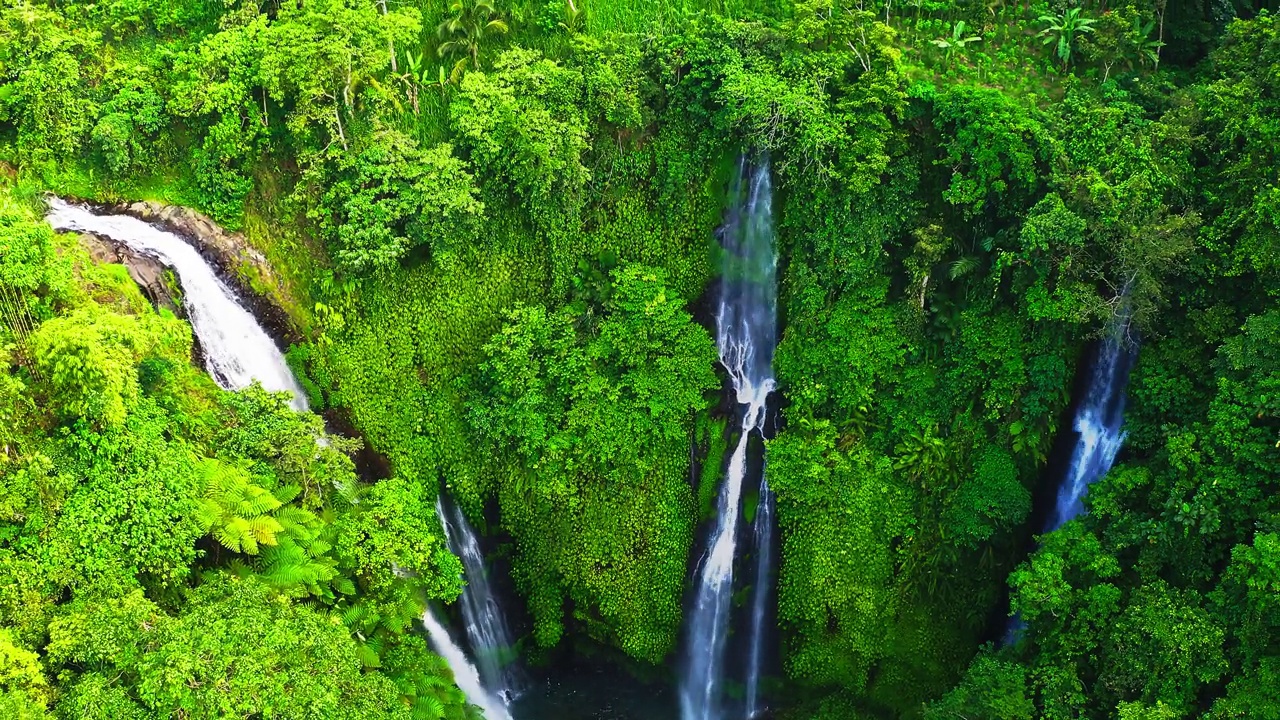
[45,199,525,716]
[1047,327,1135,531]
[744,477,775,720]
[681,155,776,720]
[1005,319,1135,645]
[422,607,514,720]
[436,496,522,705]
[44,198,308,411]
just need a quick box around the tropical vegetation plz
[0,0,1277,717]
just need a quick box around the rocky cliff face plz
[113,202,275,289]
[106,201,300,344]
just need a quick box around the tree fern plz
[333,576,357,596]
[411,695,446,720]
[260,539,338,596]
[195,459,286,555]
[274,483,302,504]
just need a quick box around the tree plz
[91,69,165,175]
[317,132,483,273]
[926,651,1034,720]
[0,628,51,719]
[135,578,413,719]
[437,0,509,74]
[1100,581,1228,711]
[450,49,590,235]
[258,0,420,158]
[30,307,150,429]
[0,3,98,168]
[194,458,287,556]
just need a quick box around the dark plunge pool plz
[510,664,676,720]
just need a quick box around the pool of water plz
[510,665,676,720]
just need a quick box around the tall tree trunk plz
[334,101,348,151]
[379,0,397,72]
[1156,2,1165,71]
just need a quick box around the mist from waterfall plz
[44,198,308,411]
[680,154,776,720]
[422,606,514,720]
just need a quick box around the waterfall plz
[681,155,776,720]
[744,477,774,719]
[422,606,514,720]
[436,496,522,705]
[44,198,308,411]
[1006,322,1135,645]
[1047,328,1135,532]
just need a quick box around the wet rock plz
[106,200,300,344]
[78,231,182,316]
[115,201,278,291]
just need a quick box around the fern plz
[411,695,446,720]
[355,641,382,669]
[333,576,356,596]
[274,483,302,504]
[949,255,981,280]
[195,459,287,555]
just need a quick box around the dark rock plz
[118,201,278,288]
[78,231,182,316]
[100,200,301,345]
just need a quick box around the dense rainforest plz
[1,0,1278,717]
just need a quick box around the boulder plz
[117,201,278,289]
[78,231,182,316]
[109,200,300,344]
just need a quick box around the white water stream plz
[437,497,522,706]
[681,156,776,720]
[422,606,514,720]
[1048,330,1134,530]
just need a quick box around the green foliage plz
[131,577,413,719]
[0,628,51,718]
[942,448,1029,548]
[91,70,165,175]
[930,21,982,65]
[438,0,511,73]
[1037,8,1098,68]
[925,650,1034,720]
[0,5,98,170]
[195,458,286,555]
[2,1,1279,717]
[317,132,483,273]
[451,48,591,234]
[31,307,151,429]
[335,475,463,605]
[380,635,478,720]
[928,85,1051,219]
[471,264,717,661]
[1101,580,1228,710]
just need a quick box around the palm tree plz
[437,0,510,72]
[1038,7,1097,68]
